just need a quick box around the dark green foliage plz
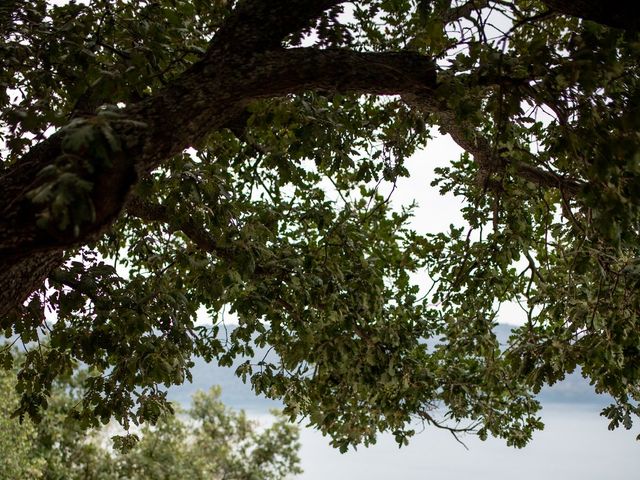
[2,0,640,452]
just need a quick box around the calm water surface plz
[168,348,639,479]
[295,404,639,480]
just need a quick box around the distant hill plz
[1,323,611,414]
[493,324,610,406]
[168,323,611,413]
[167,351,283,413]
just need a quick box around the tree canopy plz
[1,0,640,451]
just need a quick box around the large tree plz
[1,0,640,451]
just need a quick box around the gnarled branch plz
[541,0,640,33]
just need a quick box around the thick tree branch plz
[208,0,346,55]
[126,196,225,255]
[540,0,640,33]
[441,0,491,24]
[247,48,438,97]
[5,0,614,320]
[0,44,437,316]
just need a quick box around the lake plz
[294,403,639,479]
[168,332,640,480]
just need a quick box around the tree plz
[0,365,302,479]
[0,364,114,479]
[1,0,640,452]
[0,365,46,478]
[115,388,301,480]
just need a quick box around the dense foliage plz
[1,0,639,452]
[0,366,301,479]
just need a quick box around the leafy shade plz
[1,0,640,451]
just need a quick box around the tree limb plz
[441,0,491,24]
[4,0,600,318]
[207,0,347,55]
[404,93,583,195]
[126,196,226,255]
[540,0,640,33]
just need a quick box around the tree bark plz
[0,0,345,317]
[541,0,640,33]
[0,42,437,317]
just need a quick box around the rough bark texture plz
[0,0,344,316]
[0,0,438,317]
[541,0,640,32]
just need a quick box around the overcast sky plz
[382,133,529,326]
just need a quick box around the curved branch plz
[7,0,599,318]
[0,46,439,252]
[404,93,583,195]
[0,1,342,316]
[441,0,491,24]
[540,0,640,33]
[126,196,226,255]
[208,0,346,55]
